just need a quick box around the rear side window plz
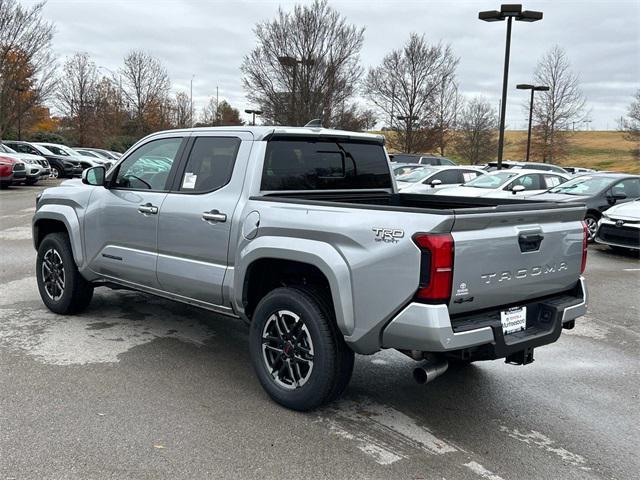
[179,137,241,192]
[543,174,564,188]
[261,139,391,191]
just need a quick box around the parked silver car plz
[436,169,570,199]
[396,166,486,193]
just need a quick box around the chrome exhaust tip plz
[413,359,448,384]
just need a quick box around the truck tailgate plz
[448,204,586,315]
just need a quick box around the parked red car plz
[0,155,27,189]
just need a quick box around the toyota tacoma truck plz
[33,126,588,410]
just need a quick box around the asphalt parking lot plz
[1,180,638,480]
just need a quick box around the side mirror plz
[511,185,526,194]
[429,179,442,188]
[610,192,627,201]
[82,166,106,186]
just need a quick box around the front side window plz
[113,138,182,191]
[430,169,462,184]
[507,174,542,191]
[179,137,241,193]
[261,139,392,191]
[612,178,640,198]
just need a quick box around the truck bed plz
[256,190,580,214]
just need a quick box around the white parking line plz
[499,426,589,469]
[323,399,457,465]
[622,268,640,271]
[464,461,505,480]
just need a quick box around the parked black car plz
[389,153,456,166]
[532,173,640,240]
[3,141,82,178]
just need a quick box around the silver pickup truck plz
[33,126,588,410]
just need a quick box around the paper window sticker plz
[182,172,197,189]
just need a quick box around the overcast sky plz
[25,0,640,129]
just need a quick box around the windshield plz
[0,144,17,153]
[464,172,517,189]
[396,167,436,183]
[33,145,55,156]
[548,176,611,195]
[43,145,70,156]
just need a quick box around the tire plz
[249,287,354,411]
[26,178,38,186]
[584,213,599,243]
[0,182,9,189]
[50,166,62,179]
[36,232,93,314]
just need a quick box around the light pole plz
[245,109,263,126]
[190,74,195,128]
[516,83,549,162]
[479,4,543,169]
[278,55,314,126]
[397,115,419,153]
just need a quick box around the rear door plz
[448,204,586,315]
[156,132,252,306]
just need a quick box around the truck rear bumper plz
[381,277,587,354]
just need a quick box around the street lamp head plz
[479,10,503,21]
[517,10,543,22]
[500,4,522,15]
[533,85,550,91]
[517,84,534,90]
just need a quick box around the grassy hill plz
[382,130,639,173]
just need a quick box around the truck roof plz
[146,126,385,144]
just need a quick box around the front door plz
[156,133,251,306]
[84,136,186,288]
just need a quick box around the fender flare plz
[234,236,355,335]
[32,205,84,267]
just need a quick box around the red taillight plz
[581,220,588,274]
[413,233,454,302]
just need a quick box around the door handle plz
[138,203,158,215]
[202,210,227,223]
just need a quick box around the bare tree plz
[56,52,99,145]
[530,46,586,163]
[0,0,56,138]
[120,50,170,134]
[455,97,498,165]
[332,104,377,131]
[618,89,640,160]
[172,91,191,129]
[364,33,458,154]
[241,0,364,127]
[432,76,461,156]
[200,96,219,126]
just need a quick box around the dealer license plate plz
[500,306,527,335]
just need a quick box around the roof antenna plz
[304,119,323,128]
